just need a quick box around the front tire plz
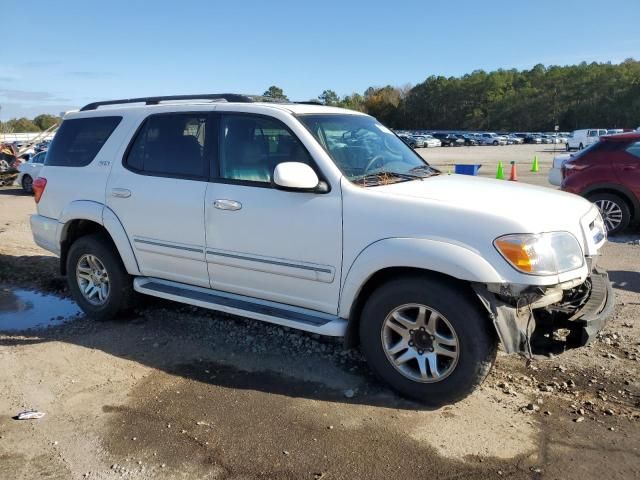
[359,276,497,406]
[66,234,134,321]
[588,192,631,235]
[21,175,33,194]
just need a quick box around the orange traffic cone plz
[509,161,518,181]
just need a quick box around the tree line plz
[3,61,638,135]
[0,114,60,133]
[269,59,640,131]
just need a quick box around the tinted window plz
[45,116,121,167]
[219,114,312,184]
[126,113,208,178]
[573,140,623,159]
[32,152,46,164]
[626,141,640,159]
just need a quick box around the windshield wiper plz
[409,165,440,177]
[355,170,424,186]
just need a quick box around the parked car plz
[432,133,464,147]
[548,153,572,186]
[397,134,416,149]
[409,135,425,148]
[30,93,613,406]
[524,133,543,144]
[478,133,506,146]
[561,132,640,234]
[414,135,441,148]
[16,150,47,193]
[566,129,608,151]
[506,134,524,145]
[454,134,478,146]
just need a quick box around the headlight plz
[494,232,584,275]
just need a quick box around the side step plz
[133,277,347,336]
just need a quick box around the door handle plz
[213,199,242,211]
[111,188,132,198]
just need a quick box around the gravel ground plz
[0,152,639,479]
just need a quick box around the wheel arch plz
[58,201,140,276]
[343,267,485,348]
[340,238,504,348]
[582,183,639,221]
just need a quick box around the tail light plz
[33,177,47,203]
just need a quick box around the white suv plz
[30,94,613,405]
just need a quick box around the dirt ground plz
[1,145,639,480]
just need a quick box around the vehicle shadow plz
[0,254,427,410]
[609,270,640,294]
[0,187,28,196]
[536,148,568,154]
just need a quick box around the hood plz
[373,173,593,233]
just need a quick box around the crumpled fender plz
[339,237,505,318]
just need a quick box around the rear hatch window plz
[45,116,121,167]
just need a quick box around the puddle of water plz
[0,286,82,331]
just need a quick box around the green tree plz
[33,114,60,131]
[318,89,340,106]
[339,93,365,112]
[262,85,288,101]
[5,118,40,132]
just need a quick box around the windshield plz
[298,114,438,185]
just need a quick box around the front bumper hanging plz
[474,269,615,356]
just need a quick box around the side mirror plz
[273,162,321,191]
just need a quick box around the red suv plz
[562,132,640,234]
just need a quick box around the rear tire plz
[66,234,134,321]
[21,175,33,194]
[359,276,497,406]
[588,192,631,235]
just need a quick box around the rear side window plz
[626,141,640,159]
[45,116,121,167]
[125,113,208,179]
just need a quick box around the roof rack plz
[80,93,254,111]
[295,100,323,105]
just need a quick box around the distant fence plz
[0,132,56,143]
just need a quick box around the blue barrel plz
[454,164,482,176]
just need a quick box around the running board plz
[133,277,347,336]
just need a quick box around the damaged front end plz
[473,268,614,356]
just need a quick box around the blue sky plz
[1,0,639,120]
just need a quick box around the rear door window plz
[626,141,640,159]
[45,116,121,167]
[125,113,209,179]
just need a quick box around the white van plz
[566,129,607,151]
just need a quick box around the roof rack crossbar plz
[80,94,254,111]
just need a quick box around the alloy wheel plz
[381,303,459,383]
[76,254,110,305]
[594,199,623,232]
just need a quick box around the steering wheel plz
[363,155,385,174]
